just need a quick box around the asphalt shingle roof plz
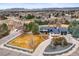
[40,27,68,34]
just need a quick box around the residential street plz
[0,47,28,56]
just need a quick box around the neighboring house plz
[39,25,69,35]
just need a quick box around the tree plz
[68,20,79,34]
[24,14,35,19]
[71,20,78,26]
[36,16,41,19]
[0,15,7,20]
[23,23,30,32]
[68,20,79,38]
[32,23,39,34]
[54,13,59,17]
[23,22,39,34]
[0,23,9,38]
[68,24,74,34]
[28,22,35,31]
[72,25,79,38]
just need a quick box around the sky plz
[0,3,79,9]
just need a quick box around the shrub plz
[51,36,68,47]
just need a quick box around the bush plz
[51,36,68,47]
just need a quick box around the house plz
[39,25,69,35]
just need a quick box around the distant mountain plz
[36,7,79,11]
[1,7,79,12]
[2,8,31,11]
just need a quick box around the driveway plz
[33,33,52,56]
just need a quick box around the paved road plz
[0,30,22,45]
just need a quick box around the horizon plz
[0,3,79,9]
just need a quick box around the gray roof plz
[39,26,68,33]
